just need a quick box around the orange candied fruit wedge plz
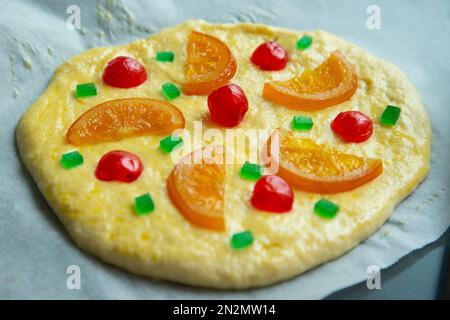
[184,31,237,96]
[67,98,185,145]
[167,146,225,231]
[265,129,382,194]
[263,50,358,110]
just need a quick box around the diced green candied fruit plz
[231,230,254,250]
[75,83,97,98]
[240,161,263,180]
[134,193,155,216]
[161,82,181,100]
[60,151,84,169]
[314,199,339,219]
[292,115,313,130]
[380,105,401,126]
[297,35,313,50]
[159,135,183,153]
[156,51,175,62]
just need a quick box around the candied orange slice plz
[184,31,237,95]
[167,146,225,231]
[67,98,185,145]
[263,50,358,110]
[265,129,382,194]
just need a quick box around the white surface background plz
[0,0,449,299]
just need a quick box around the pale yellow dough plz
[16,21,431,289]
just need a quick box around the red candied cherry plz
[207,84,249,127]
[250,41,288,71]
[95,150,143,182]
[102,56,147,88]
[331,111,374,143]
[250,175,294,213]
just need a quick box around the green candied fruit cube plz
[314,199,339,219]
[239,161,263,181]
[134,193,155,216]
[161,82,181,100]
[156,51,174,62]
[159,135,183,153]
[381,105,401,126]
[231,230,254,250]
[292,115,313,131]
[297,35,313,50]
[60,151,84,169]
[75,83,97,98]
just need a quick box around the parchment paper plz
[0,0,449,299]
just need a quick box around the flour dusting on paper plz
[96,0,156,41]
[210,2,278,24]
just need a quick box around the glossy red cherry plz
[102,56,147,88]
[250,175,294,213]
[331,111,374,143]
[95,150,143,182]
[250,41,288,71]
[207,84,249,127]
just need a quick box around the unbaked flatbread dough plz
[16,21,431,289]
